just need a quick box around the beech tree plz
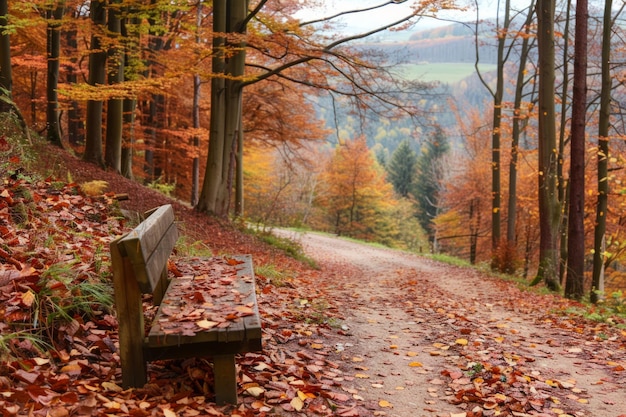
[591,0,613,303]
[45,1,64,147]
[534,0,561,291]
[84,0,106,167]
[196,0,443,217]
[564,0,587,300]
[0,0,11,114]
[319,136,395,240]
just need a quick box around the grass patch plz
[175,235,214,258]
[255,264,291,288]
[394,62,497,83]
[251,229,318,269]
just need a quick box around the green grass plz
[394,62,497,84]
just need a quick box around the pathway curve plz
[276,230,626,417]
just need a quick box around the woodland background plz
[1,0,626,300]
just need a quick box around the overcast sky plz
[295,0,520,37]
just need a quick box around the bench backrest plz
[116,204,178,294]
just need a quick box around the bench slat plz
[119,205,178,293]
[147,255,262,348]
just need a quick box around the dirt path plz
[277,230,626,417]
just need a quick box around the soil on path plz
[276,230,626,417]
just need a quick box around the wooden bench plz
[109,204,262,404]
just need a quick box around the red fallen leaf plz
[14,369,41,384]
[323,391,350,402]
[225,257,243,266]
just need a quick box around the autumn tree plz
[196,0,443,217]
[84,0,106,167]
[387,139,417,198]
[104,0,124,172]
[591,0,613,303]
[45,1,64,147]
[0,0,11,114]
[318,136,396,240]
[534,0,561,291]
[564,0,588,300]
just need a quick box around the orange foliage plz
[317,136,396,240]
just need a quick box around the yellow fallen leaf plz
[494,336,505,343]
[101,382,123,392]
[352,357,364,362]
[577,398,589,404]
[297,391,308,401]
[310,343,324,349]
[455,338,468,346]
[355,373,370,379]
[406,351,418,357]
[409,362,423,367]
[196,319,219,329]
[378,400,393,408]
[291,397,304,412]
[245,386,265,397]
[389,344,398,349]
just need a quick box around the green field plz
[394,62,497,84]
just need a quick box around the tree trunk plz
[105,0,123,172]
[46,2,64,147]
[507,4,535,246]
[564,0,587,300]
[0,0,12,113]
[84,0,107,167]
[489,0,510,263]
[558,1,572,286]
[198,0,248,217]
[120,15,139,180]
[591,0,612,303]
[197,0,226,214]
[534,0,561,291]
[64,15,83,146]
[191,3,202,206]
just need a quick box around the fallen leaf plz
[455,338,468,346]
[378,400,393,408]
[196,319,219,329]
[291,396,304,411]
[409,362,423,367]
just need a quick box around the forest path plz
[276,230,626,417]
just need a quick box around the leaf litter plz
[1,150,625,417]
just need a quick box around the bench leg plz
[213,354,237,405]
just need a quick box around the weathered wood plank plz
[110,237,148,388]
[119,205,177,293]
[147,255,261,348]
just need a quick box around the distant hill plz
[359,22,498,65]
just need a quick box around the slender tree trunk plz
[105,0,123,172]
[64,18,83,146]
[507,4,534,245]
[591,0,612,303]
[489,0,510,263]
[558,1,572,285]
[84,0,107,167]
[0,0,12,113]
[46,2,64,147]
[121,15,139,180]
[565,0,587,300]
[198,0,227,214]
[191,3,202,206]
[534,0,561,291]
[196,0,249,216]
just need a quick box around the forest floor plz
[0,144,625,417]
